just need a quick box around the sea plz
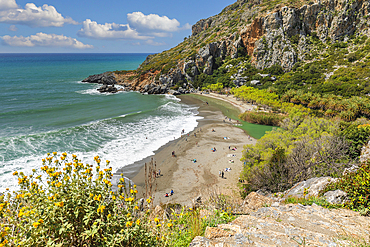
[0,53,201,192]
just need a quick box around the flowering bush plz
[0,153,157,246]
[323,161,370,212]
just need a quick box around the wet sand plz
[117,93,256,206]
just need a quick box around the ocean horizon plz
[0,53,202,192]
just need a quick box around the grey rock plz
[250,80,261,85]
[83,72,116,85]
[285,177,336,198]
[324,190,348,204]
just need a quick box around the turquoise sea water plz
[0,54,201,192]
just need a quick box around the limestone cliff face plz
[192,0,370,71]
[249,0,370,70]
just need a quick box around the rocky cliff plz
[85,0,370,94]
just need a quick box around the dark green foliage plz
[290,34,300,45]
[340,122,370,159]
[239,111,283,126]
[237,47,248,58]
[263,64,284,75]
[323,162,370,211]
[213,57,223,70]
[347,52,360,62]
[193,74,216,88]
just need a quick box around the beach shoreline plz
[116,93,256,206]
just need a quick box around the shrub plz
[340,122,370,159]
[322,162,370,211]
[240,117,350,194]
[0,153,158,246]
[239,111,283,126]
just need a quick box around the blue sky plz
[0,0,235,53]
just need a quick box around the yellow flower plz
[126,221,133,227]
[167,223,173,227]
[146,198,151,204]
[130,189,134,194]
[107,214,111,218]
[154,217,160,223]
[136,219,140,225]
[13,171,18,176]
[97,205,106,213]
[54,201,64,207]
[112,195,116,200]
[38,219,44,224]
[53,152,57,156]
[126,212,131,217]
[134,206,139,210]
[32,222,40,228]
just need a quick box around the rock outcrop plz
[190,202,370,246]
[82,72,117,85]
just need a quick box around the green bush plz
[340,122,370,159]
[240,117,350,194]
[239,111,283,126]
[323,162,370,211]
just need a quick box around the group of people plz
[164,189,174,197]
[229,146,237,151]
[211,147,217,152]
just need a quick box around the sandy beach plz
[116,93,257,206]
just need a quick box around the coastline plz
[117,93,257,206]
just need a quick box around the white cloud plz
[127,12,190,33]
[0,0,18,10]
[77,19,152,40]
[8,24,17,31]
[0,2,78,27]
[2,32,93,49]
[145,40,166,46]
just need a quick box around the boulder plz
[97,84,118,93]
[242,192,273,213]
[285,177,337,199]
[83,72,116,85]
[250,80,260,85]
[324,190,348,204]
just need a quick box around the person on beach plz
[221,171,224,178]
[165,193,169,197]
[170,189,174,196]
[172,151,175,157]
[158,169,161,176]
[194,133,196,137]
[219,170,221,177]
[213,147,216,152]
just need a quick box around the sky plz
[0,0,236,53]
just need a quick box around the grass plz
[282,195,344,209]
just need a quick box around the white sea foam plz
[75,84,127,96]
[0,99,202,192]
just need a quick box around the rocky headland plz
[83,0,370,94]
